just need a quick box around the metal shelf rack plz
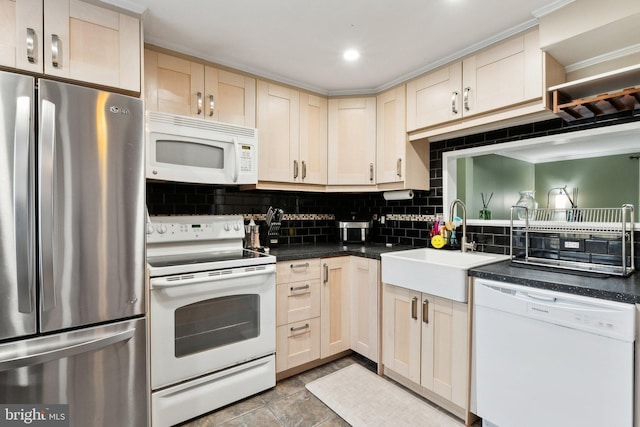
[510,204,635,276]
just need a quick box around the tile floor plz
[179,354,478,427]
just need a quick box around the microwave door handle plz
[15,96,34,313]
[232,137,240,183]
[39,99,57,311]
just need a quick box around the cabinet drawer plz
[276,258,321,283]
[276,279,321,326]
[276,317,320,372]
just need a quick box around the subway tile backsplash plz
[147,110,640,264]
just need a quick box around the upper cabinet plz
[0,0,141,93]
[376,85,429,191]
[255,81,327,187]
[406,28,565,139]
[0,0,43,74]
[256,81,300,183]
[461,29,542,117]
[145,49,255,126]
[327,97,377,187]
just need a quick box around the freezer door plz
[38,80,145,332]
[0,70,36,340]
[0,317,148,427]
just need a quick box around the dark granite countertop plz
[470,260,640,304]
[269,243,415,262]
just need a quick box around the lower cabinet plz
[350,257,379,363]
[382,283,469,417]
[275,259,321,372]
[275,256,381,375]
[320,257,351,358]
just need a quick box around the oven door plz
[149,264,275,389]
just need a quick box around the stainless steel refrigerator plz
[0,70,147,426]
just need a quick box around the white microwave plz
[145,111,258,185]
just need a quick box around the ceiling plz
[106,0,571,95]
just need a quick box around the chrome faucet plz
[449,199,476,253]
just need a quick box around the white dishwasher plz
[474,278,636,427]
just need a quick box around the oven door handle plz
[151,267,275,289]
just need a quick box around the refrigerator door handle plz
[0,328,135,372]
[38,99,57,311]
[15,96,34,314]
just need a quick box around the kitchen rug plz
[305,364,464,427]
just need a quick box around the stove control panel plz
[146,215,245,243]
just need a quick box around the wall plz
[147,108,640,258]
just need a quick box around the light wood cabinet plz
[0,0,140,92]
[382,284,469,415]
[298,92,328,185]
[420,295,468,408]
[320,257,351,358]
[406,63,461,132]
[327,97,377,186]
[0,0,43,73]
[350,257,379,362]
[145,49,255,126]
[376,85,430,191]
[382,284,421,382]
[275,259,321,373]
[406,28,546,134]
[257,81,327,185]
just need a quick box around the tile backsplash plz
[147,110,640,261]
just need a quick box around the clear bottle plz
[515,191,538,220]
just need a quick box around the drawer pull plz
[51,34,60,68]
[422,298,429,324]
[290,323,309,332]
[290,262,309,269]
[27,28,36,63]
[411,296,418,320]
[196,92,203,115]
[290,284,310,292]
[451,91,459,115]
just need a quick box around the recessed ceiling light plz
[343,49,360,61]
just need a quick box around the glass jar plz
[515,191,538,220]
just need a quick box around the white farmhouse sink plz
[381,249,509,302]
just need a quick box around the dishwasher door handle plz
[517,290,556,303]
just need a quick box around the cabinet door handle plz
[422,298,429,324]
[451,91,459,115]
[396,158,402,178]
[369,163,374,182]
[208,95,214,117]
[293,160,299,179]
[301,160,307,179]
[464,87,471,112]
[51,34,60,68]
[290,284,310,292]
[411,296,418,320]
[323,263,328,284]
[27,28,37,63]
[290,323,310,333]
[196,92,203,115]
[290,262,309,269]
